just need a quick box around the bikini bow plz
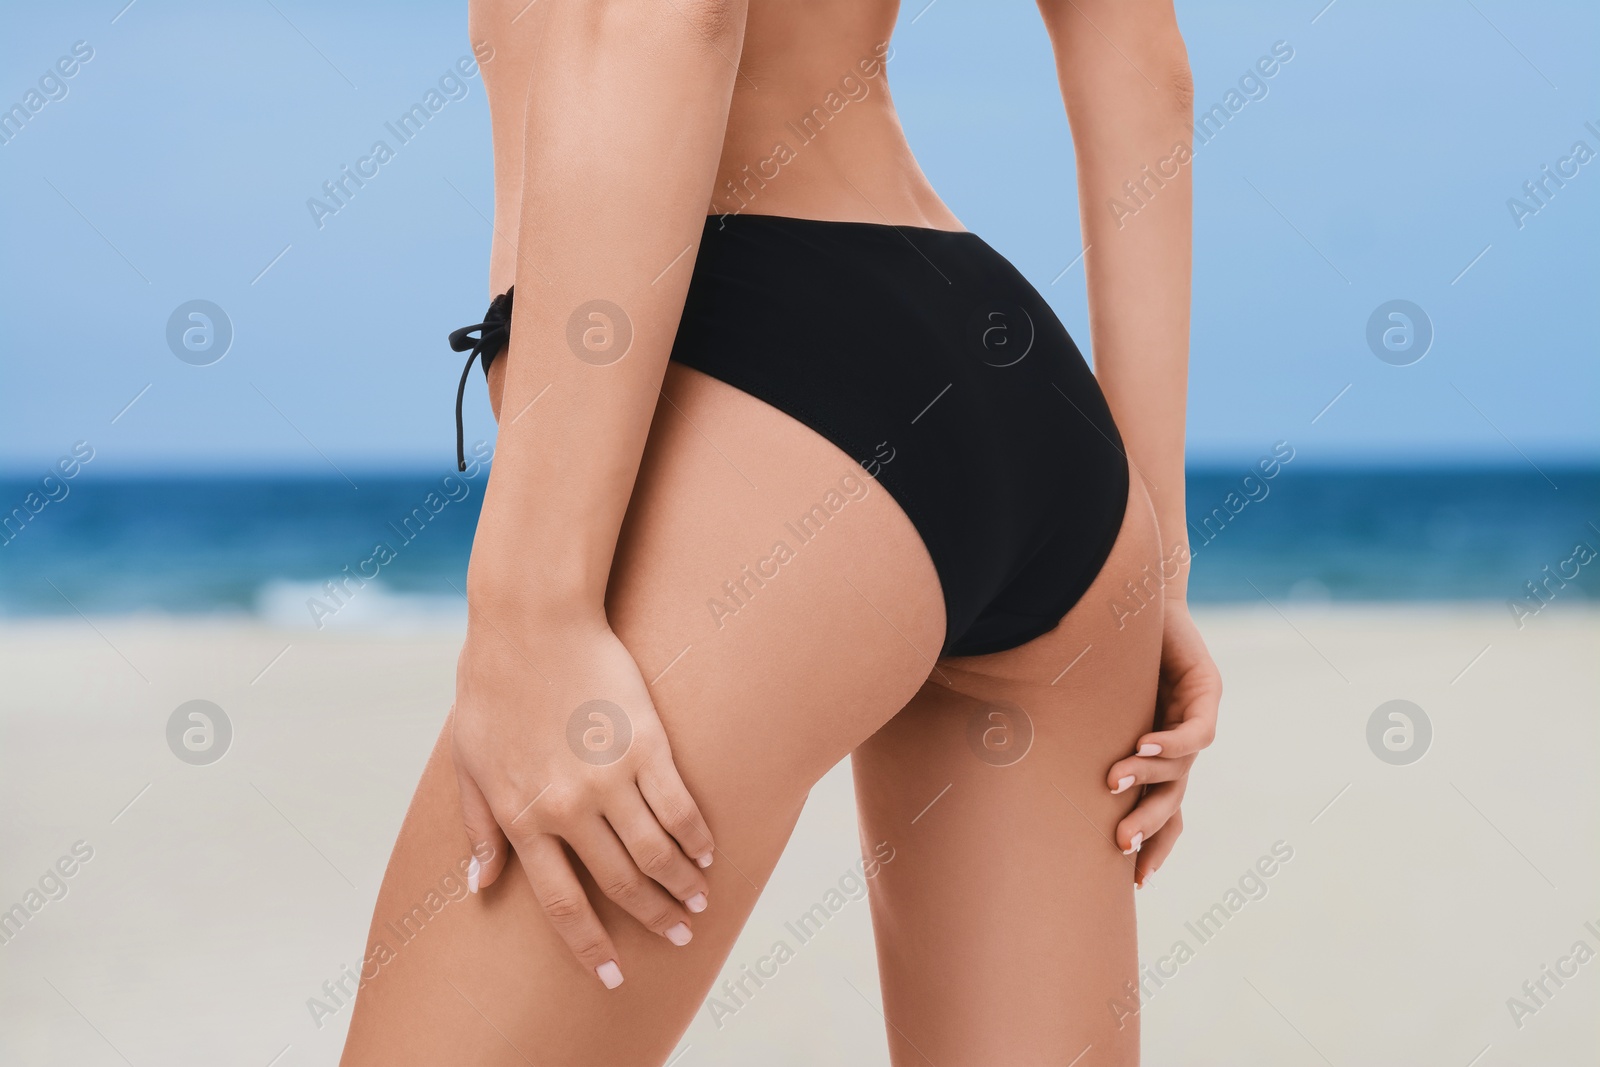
[446,286,515,472]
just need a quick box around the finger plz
[570,816,696,946]
[454,758,510,893]
[1135,808,1183,888]
[607,792,709,910]
[636,749,715,868]
[516,832,626,989]
[1106,753,1195,794]
[1115,778,1187,854]
[1135,697,1218,759]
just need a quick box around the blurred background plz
[2,1,1595,1065]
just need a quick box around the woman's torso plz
[709,1,963,232]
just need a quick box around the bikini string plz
[446,287,514,472]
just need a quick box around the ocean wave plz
[253,579,467,632]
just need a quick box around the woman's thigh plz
[340,363,946,1066]
[851,476,1165,1067]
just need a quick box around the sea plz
[1,465,1595,630]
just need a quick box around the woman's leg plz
[339,363,947,1065]
[345,7,946,1059]
[852,478,1165,1067]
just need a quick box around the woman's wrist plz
[465,553,609,638]
[1154,511,1192,602]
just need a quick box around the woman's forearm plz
[1044,2,1195,596]
[466,1,749,620]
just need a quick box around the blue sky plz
[1,0,1595,474]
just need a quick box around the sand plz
[2,604,1595,1066]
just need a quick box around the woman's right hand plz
[450,607,716,989]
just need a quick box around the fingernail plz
[467,856,480,894]
[665,922,692,946]
[1137,743,1163,757]
[696,853,713,868]
[596,960,624,989]
[1112,775,1135,795]
[1123,831,1144,855]
[685,892,707,914]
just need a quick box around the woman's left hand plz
[1104,599,1221,887]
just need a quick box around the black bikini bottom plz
[448,214,1130,658]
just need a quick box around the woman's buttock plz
[668,213,1130,659]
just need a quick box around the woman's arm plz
[470,0,748,612]
[453,0,750,987]
[1040,0,1193,573]
[1038,0,1221,884]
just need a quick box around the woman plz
[342,0,1218,1063]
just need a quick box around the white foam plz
[254,578,466,633]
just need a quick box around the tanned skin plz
[341,1,1216,1063]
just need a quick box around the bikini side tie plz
[446,286,515,472]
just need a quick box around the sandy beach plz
[2,604,1595,1066]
